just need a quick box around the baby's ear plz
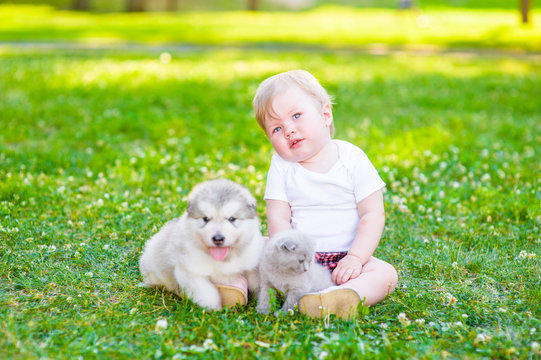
[280,240,297,252]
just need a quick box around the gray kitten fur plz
[256,230,335,314]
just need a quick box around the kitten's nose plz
[212,234,225,246]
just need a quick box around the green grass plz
[1,4,541,51]
[1,45,539,358]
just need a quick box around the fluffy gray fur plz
[256,230,335,314]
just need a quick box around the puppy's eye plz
[228,217,237,223]
[202,216,210,223]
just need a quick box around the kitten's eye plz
[228,217,237,223]
[202,216,210,223]
[298,259,304,264]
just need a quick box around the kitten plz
[256,230,335,314]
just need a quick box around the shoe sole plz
[298,288,360,320]
[216,284,248,307]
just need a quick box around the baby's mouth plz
[290,139,303,148]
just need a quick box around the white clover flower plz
[415,318,425,325]
[452,261,458,268]
[462,314,469,318]
[532,341,539,351]
[517,250,537,260]
[379,323,388,329]
[203,338,215,349]
[85,271,93,277]
[474,333,489,344]
[129,308,137,315]
[398,204,409,213]
[103,244,110,250]
[159,52,172,64]
[445,293,458,306]
[155,319,168,331]
[288,308,294,315]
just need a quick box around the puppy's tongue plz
[209,247,230,261]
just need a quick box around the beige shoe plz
[298,288,361,320]
[216,285,248,308]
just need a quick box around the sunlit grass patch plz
[1,4,541,51]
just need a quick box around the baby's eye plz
[272,126,282,133]
[293,113,301,119]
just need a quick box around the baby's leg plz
[298,257,397,319]
[338,256,398,306]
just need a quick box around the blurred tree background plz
[0,0,537,12]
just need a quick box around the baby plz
[253,70,398,319]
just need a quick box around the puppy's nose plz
[212,234,225,246]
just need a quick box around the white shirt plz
[265,139,385,252]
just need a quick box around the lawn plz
[1,45,539,359]
[1,3,540,359]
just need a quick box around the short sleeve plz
[343,142,386,202]
[264,154,289,202]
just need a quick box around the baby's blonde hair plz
[252,70,335,136]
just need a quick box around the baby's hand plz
[332,254,363,285]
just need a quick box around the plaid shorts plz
[315,251,348,271]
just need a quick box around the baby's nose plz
[285,127,296,138]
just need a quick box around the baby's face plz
[264,86,332,164]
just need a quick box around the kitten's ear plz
[280,240,297,252]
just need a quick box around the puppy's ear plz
[280,240,297,252]
[186,201,195,217]
[248,203,257,217]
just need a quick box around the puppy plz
[139,179,263,310]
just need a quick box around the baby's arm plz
[266,199,292,237]
[332,189,385,285]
